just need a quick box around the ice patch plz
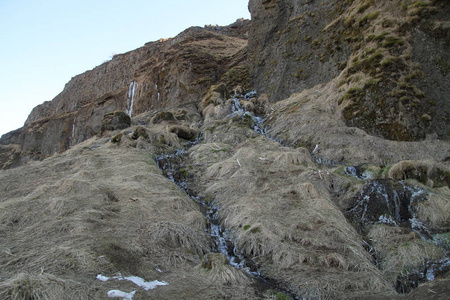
[312,144,319,154]
[97,274,168,299]
[126,81,138,117]
[96,274,110,282]
[107,290,136,300]
[121,276,168,290]
[378,214,398,226]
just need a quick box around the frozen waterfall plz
[126,81,138,117]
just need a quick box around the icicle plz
[126,81,138,117]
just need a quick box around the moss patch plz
[433,57,450,75]
[220,65,252,90]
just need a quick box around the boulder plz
[101,111,131,132]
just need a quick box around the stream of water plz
[154,92,301,299]
[126,81,138,117]
[229,92,449,294]
[154,91,447,298]
[155,144,299,299]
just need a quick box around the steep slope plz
[0,125,259,299]
[1,1,450,299]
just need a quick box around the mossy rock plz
[101,111,131,132]
[151,111,176,124]
[231,113,255,128]
[220,65,251,91]
[389,160,450,188]
[169,126,200,141]
[111,132,123,144]
[359,10,380,27]
[347,51,383,75]
[201,83,230,109]
[200,253,229,270]
[375,122,412,142]
[131,126,149,140]
[433,57,450,75]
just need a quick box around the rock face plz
[1,2,450,300]
[248,0,353,102]
[249,0,450,141]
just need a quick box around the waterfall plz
[69,118,76,149]
[229,91,267,135]
[126,81,138,117]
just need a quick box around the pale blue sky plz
[0,0,250,136]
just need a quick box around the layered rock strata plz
[0,19,250,169]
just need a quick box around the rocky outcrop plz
[248,0,353,101]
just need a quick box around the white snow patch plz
[107,290,136,300]
[378,214,398,226]
[121,276,168,290]
[96,274,110,282]
[97,273,168,299]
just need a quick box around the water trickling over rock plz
[126,81,138,117]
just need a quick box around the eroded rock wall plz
[249,0,450,141]
[248,0,353,101]
[0,20,250,169]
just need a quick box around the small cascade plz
[229,91,267,135]
[154,132,298,299]
[396,257,450,293]
[154,134,253,270]
[199,197,260,276]
[344,165,372,180]
[347,178,450,292]
[311,145,339,166]
[228,90,448,297]
[126,81,138,117]
[347,179,426,228]
[424,258,450,281]
[69,118,76,149]
[400,182,433,239]
[346,177,436,240]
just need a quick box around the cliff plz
[0,19,250,169]
[249,0,449,141]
